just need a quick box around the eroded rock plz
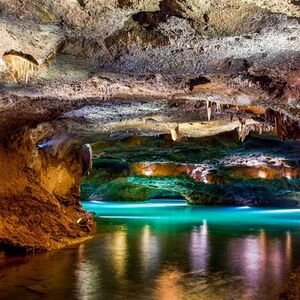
[0,129,95,251]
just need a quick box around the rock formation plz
[83,134,300,206]
[0,0,299,250]
[0,129,95,251]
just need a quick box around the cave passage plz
[0,0,299,298]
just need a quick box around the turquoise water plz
[1,200,300,300]
[84,199,300,227]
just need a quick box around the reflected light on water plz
[269,239,283,283]
[228,228,292,297]
[190,219,209,275]
[141,225,159,275]
[155,268,183,300]
[259,229,267,267]
[286,231,292,269]
[76,243,101,300]
[100,203,187,208]
[112,229,128,278]
[101,216,163,219]
[243,236,262,284]
[1,200,300,300]
[259,209,300,214]
[228,232,267,291]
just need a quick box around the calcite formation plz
[0,0,299,249]
[83,135,300,207]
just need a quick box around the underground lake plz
[1,199,300,299]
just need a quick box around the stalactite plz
[170,125,180,141]
[206,101,212,121]
[238,122,275,142]
[3,52,39,83]
[265,109,300,140]
[81,144,93,176]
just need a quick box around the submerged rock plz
[27,284,48,295]
[280,266,300,299]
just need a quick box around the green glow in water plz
[83,199,300,228]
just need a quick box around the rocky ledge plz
[82,134,300,206]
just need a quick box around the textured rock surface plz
[0,129,95,250]
[0,0,299,139]
[82,135,300,206]
[0,0,299,250]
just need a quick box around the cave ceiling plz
[0,0,299,144]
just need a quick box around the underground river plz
[1,199,300,299]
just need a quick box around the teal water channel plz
[1,199,300,300]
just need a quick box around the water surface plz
[1,199,300,300]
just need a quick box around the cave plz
[0,0,299,299]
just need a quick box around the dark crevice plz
[118,0,133,9]
[291,0,300,6]
[187,76,211,91]
[132,11,170,30]
[77,0,86,9]
[203,13,209,23]
[248,75,287,97]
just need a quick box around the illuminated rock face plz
[0,130,95,251]
[83,135,300,206]
[0,0,299,249]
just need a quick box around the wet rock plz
[280,266,300,299]
[84,134,300,207]
[27,284,48,295]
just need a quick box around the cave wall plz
[82,134,300,207]
[0,130,95,251]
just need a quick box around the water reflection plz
[243,235,263,284]
[112,229,128,278]
[76,243,101,300]
[0,203,299,300]
[155,267,183,300]
[227,229,292,298]
[189,220,209,275]
[140,225,159,276]
[286,231,292,269]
